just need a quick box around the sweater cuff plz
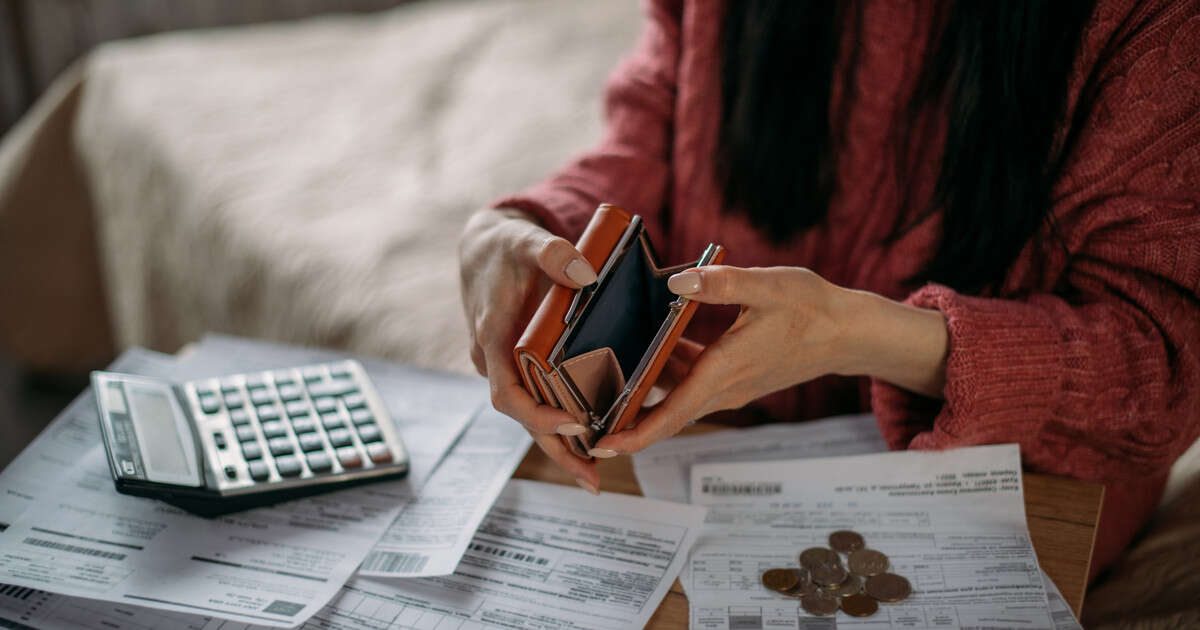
[871,284,1061,449]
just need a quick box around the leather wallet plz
[514,204,725,457]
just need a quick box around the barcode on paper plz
[701,481,782,496]
[23,537,126,561]
[470,543,549,566]
[360,551,430,574]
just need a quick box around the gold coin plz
[827,574,864,597]
[840,593,879,617]
[828,530,865,553]
[865,572,912,602]
[847,549,889,576]
[800,590,840,616]
[761,568,799,592]
[810,563,848,587]
[799,547,841,570]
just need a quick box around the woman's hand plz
[458,208,604,492]
[589,265,949,457]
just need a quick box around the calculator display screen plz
[128,386,193,479]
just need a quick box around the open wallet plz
[514,204,725,458]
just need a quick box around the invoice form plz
[633,414,1083,629]
[357,406,533,578]
[2,480,707,630]
[687,444,1057,629]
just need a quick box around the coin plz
[800,590,840,616]
[782,578,818,598]
[799,547,841,570]
[865,572,912,602]
[828,530,865,553]
[847,549,889,576]
[761,568,799,592]
[827,574,864,597]
[840,593,879,617]
[810,562,848,587]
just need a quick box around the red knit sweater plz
[496,0,1200,577]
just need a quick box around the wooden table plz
[513,424,1104,627]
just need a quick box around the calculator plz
[92,360,408,516]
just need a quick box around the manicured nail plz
[588,448,618,459]
[556,423,587,436]
[565,258,598,286]
[667,272,700,295]
[576,477,599,494]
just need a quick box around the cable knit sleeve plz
[491,0,680,242]
[872,3,1200,485]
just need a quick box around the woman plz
[458,0,1200,576]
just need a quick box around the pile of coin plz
[759,530,912,617]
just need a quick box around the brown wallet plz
[513,204,725,458]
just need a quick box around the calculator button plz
[327,428,354,448]
[350,409,374,425]
[321,413,344,430]
[302,367,324,383]
[268,437,294,456]
[250,389,273,405]
[356,424,382,443]
[274,456,302,477]
[236,425,258,442]
[223,393,244,409]
[224,465,237,480]
[230,409,250,426]
[261,421,287,438]
[278,385,303,402]
[343,393,366,409]
[221,380,240,393]
[337,447,362,468]
[299,433,324,452]
[285,400,309,417]
[241,441,263,460]
[213,432,227,450]
[331,364,352,379]
[199,395,221,414]
[195,386,216,399]
[306,451,333,473]
[245,375,266,389]
[256,405,280,421]
[248,461,270,481]
[291,417,317,434]
[273,370,295,383]
[314,397,337,413]
[367,443,392,464]
[308,381,355,398]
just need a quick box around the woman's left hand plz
[589,265,949,457]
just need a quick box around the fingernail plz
[588,448,619,459]
[556,423,587,436]
[667,272,700,295]
[565,258,598,286]
[576,477,599,494]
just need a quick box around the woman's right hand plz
[458,208,602,492]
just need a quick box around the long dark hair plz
[717,1,1097,294]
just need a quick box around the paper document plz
[687,444,1057,629]
[0,446,408,627]
[2,479,706,630]
[359,406,533,577]
[633,413,885,504]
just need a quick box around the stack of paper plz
[0,336,709,630]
